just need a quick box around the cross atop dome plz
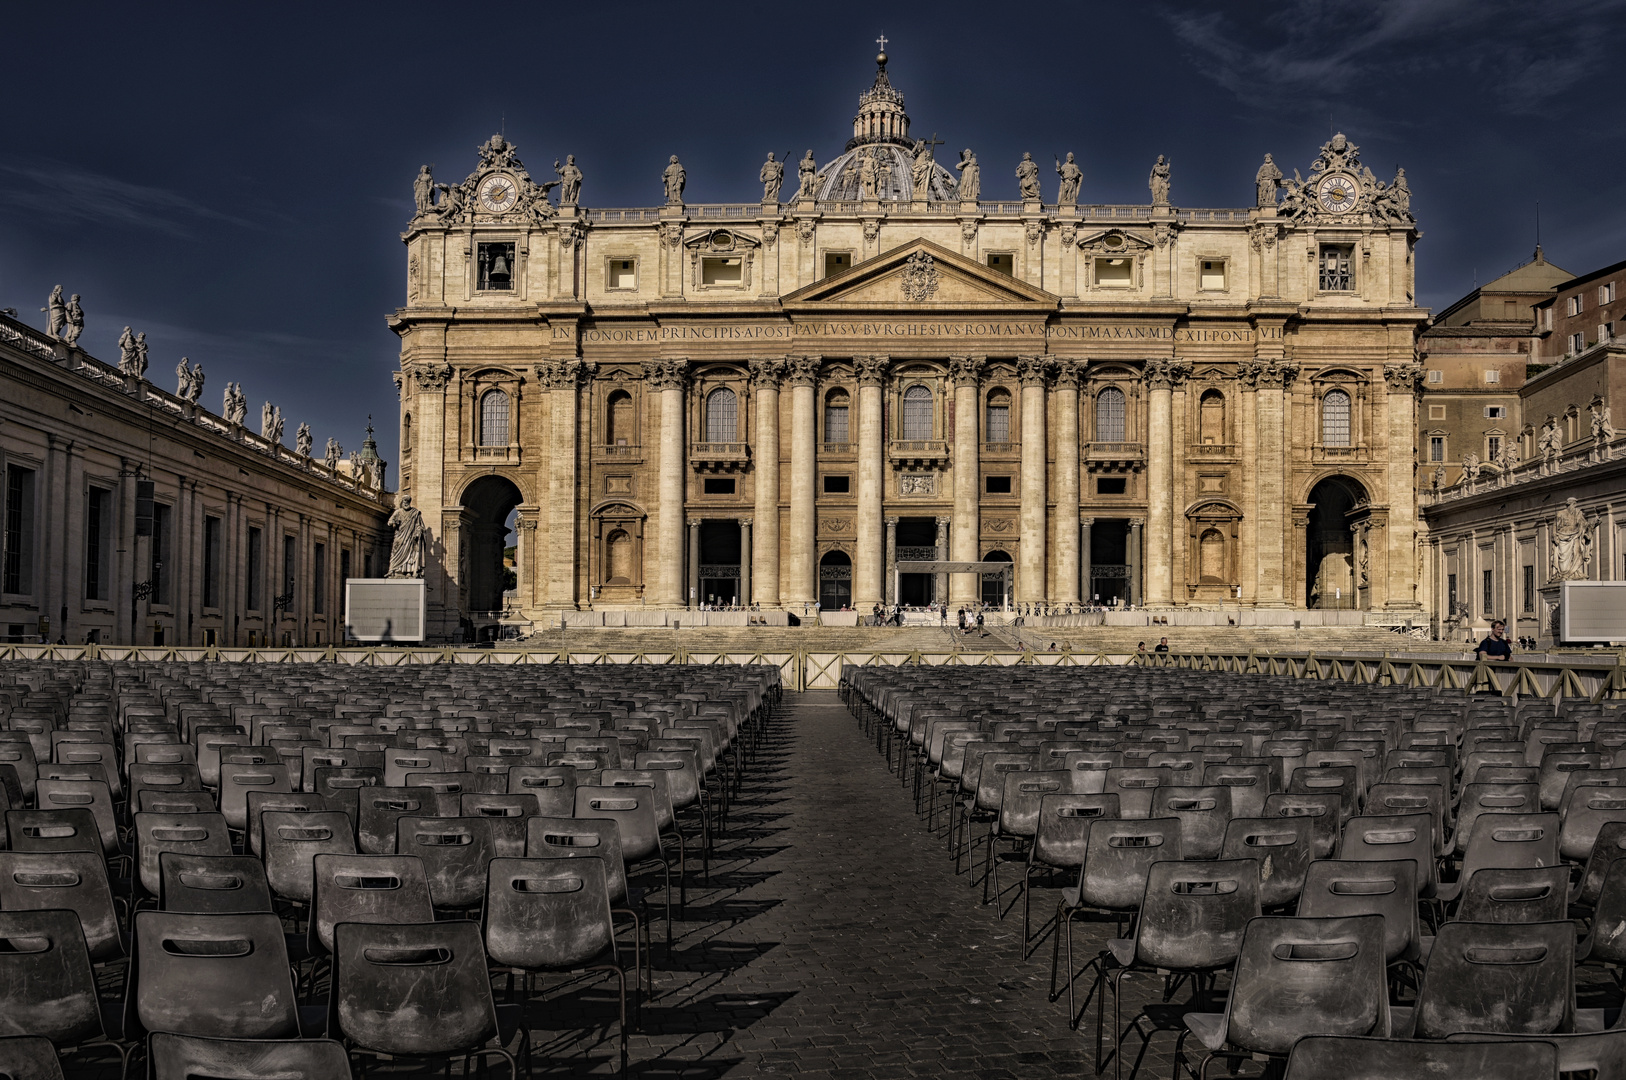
[850,41,910,151]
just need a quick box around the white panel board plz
[345,579,426,642]
[1560,581,1626,643]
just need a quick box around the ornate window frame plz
[1308,368,1367,455]
[1077,230,1151,292]
[594,367,644,464]
[466,233,527,302]
[688,364,750,473]
[590,500,647,597]
[1184,498,1242,589]
[685,229,760,293]
[462,367,524,463]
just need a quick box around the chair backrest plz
[3,808,101,857]
[1364,782,1448,854]
[0,849,122,963]
[525,815,630,906]
[1538,751,1601,810]
[1220,815,1316,909]
[382,748,446,787]
[1454,782,1541,855]
[33,779,118,858]
[1284,1035,1558,1080]
[1221,915,1388,1057]
[128,910,300,1040]
[394,816,495,910]
[139,790,218,814]
[308,852,435,957]
[0,1034,67,1080]
[1298,859,1419,966]
[1150,785,1233,860]
[457,792,541,857]
[0,909,107,1047]
[996,770,1077,839]
[329,920,499,1058]
[503,766,579,817]
[217,762,292,832]
[1103,766,1173,819]
[1577,821,1626,908]
[146,1032,355,1080]
[1414,920,1575,1038]
[133,812,234,898]
[1131,858,1261,972]
[157,853,274,914]
[484,856,616,971]
[1263,792,1342,859]
[1028,792,1119,870]
[1560,786,1626,862]
[600,769,676,833]
[1455,865,1570,924]
[244,790,333,858]
[1286,765,1359,824]
[1444,1031,1626,1080]
[1338,814,1437,895]
[1457,812,1561,893]
[1202,763,1270,818]
[574,785,662,862]
[127,763,204,815]
[261,810,357,905]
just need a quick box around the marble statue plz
[1016,153,1041,200]
[1150,155,1172,206]
[176,359,192,398]
[117,327,138,375]
[662,155,686,204]
[1496,441,1520,472]
[1255,154,1282,207]
[1055,152,1082,206]
[858,149,880,199]
[132,333,148,377]
[1461,451,1481,484]
[1550,497,1596,581]
[554,155,582,207]
[61,294,84,347]
[386,496,427,578]
[909,139,935,199]
[185,361,203,402]
[1592,401,1615,443]
[759,152,784,202]
[43,286,65,339]
[295,422,312,458]
[1432,465,1446,491]
[1390,168,1411,216]
[230,383,248,424]
[797,150,818,199]
[955,149,980,201]
[433,181,465,222]
[261,401,276,440]
[324,438,341,472]
[269,408,284,445]
[1538,416,1563,469]
[412,165,435,216]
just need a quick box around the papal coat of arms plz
[900,251,939,301]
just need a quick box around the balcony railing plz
[592,443,643,464]
[982,441,1018,455]
[690,442,750,470]
[1189,442,1235,458]
[1086,441,1145,472]
[888,439,949,467]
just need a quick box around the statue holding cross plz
[910,133,943,200]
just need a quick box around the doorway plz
[460,475,523,614]
[895,518,938,606]
[1306,476,1367,609]
[819,551,851,610]
[981,549,1012,608]
[698,520,742,606]
[1089,520,1130,605]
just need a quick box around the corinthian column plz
[1253,360,1297,606]
[949,355,984,605]
[784,356,819,606]
[1017,356,1050,603]
[749,359,784,607]
[648,359,688,607]
[539,359,594,609]
[1143,359,1189,606]
[855,355,888,610]
[1052,360,1081,604]
[1383,363,1424,610]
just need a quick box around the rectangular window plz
[1447,573,1458,614]
[700,257,742,286]
[203,516,221,609]
[607,258,637,290]
[1602,322,1614,343]
[151,503,172,605]
[822,474,850,494]
[1318,245,1354,291]
[985,475,1012,494]
[1429,436,1445,462]
[85,487,111,602]
[313,543,325,615]
[1487,435,1502,460]
[1483,569,1494,615]
[282,535,296,612]
[702,478,735,495]
[1097,477,1128,495]
[1483,370,1499,384]
[1570,332,1586,354]
[1095,257,1133,288]
[823,402,849,444]
[246,527,262,611]
[4,466,35,595]
[340,549,351,585]
[1542,307,1553,330]
[1570,295,1584,316]
[1522,565,1535,613]
[985,404,1010,442]
[1427,370,1443,384]
[1199,260,1226,290]
[823,252,851,278]
[1484,405,1506,418]
[986,253,1014,276]
[1602,282,1617,304]
[476,241,515,291]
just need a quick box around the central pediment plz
[781,239,1059,311]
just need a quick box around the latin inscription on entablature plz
[559,323,1283,344]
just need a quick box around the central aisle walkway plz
[538,690,1135,1077]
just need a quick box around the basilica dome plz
[814,52,959,203]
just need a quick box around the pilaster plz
[1017,356,1049,603]
[855,355,887,610]
[784,356,818,606]
[949,356,984,605]
[1052,360,1081,604]
[749,359,784,607]
[647,358,689,607]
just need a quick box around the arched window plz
[901,385,933,439]
[1096,387,1126,442]
[1199,528,1225,582]
[705,387,737,442]
[606,529,633,584]
[606,390,633,446]
[402,412,412,454]
[823,388,850,445]
[984,388,1011,442]
[1322,389,1352,447]
[1200,389,1226,445]
[479,390,510,446]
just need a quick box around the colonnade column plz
[784,356,818,606]
[648,359,688,608]
[1017,356,1049,604]
[739,518,752,606]
[948,356,984,605]
[1080,517,1093,605]
[1129,517,1144,607]
[1052,360,1081,604]
[855,355,888,610]
[1253,359,1297,606]
[884,517,898,606]
[1383,363,1424,609]
[687,519,700,608]
[545,359,592,609]
[934,517,950,605]
[1142,360,1187,607]
[749,359,783,607]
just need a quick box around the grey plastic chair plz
[1284,1035,1558,1080]
[146,1032,354,1080]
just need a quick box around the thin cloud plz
[0,159,262,237]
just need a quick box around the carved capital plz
[1129,516,1146,529]
[749,357,786,390]
[739,517,753,528]
[797,219,816,246]
[1025,220,1043,248]
[644,358,689,391]
[1142,359,1191,391]
[515,518,540,532]
[948,355,985,388]
[1016,355,1050,388]
[760,223,778,249]
[1051,359,1082,390]
[1235,360,1263,389]
[784,355,820,387]
[854,355,889,387]
[410,363,453,392]
[1383,362,1424,393]
[658,222,683,249]
[565,358,597,385]
[1255,361,1300,389]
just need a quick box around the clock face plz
[478,174,519,213]
[1316,173,1360,214]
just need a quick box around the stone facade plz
[0,315,390,646]
[393,55,1427,640]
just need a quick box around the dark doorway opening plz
[896,517,938,606]
[1306,476,1368,609]
[982,549,1012,607]
[698,520,742,606]
[1090,520,1131,606]
[460,476,524,614]
[819,550,851,610]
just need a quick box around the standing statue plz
[1550,497,1596,581]
[412,165,435,216]
[554,155,582,207]
[1055,152,1082,206]
[222,384,236,422]
[227,383,248,424]
[132,332,149,377]
[759,152,785,202]
[269,408,284,445]
[1255,154,1282,207]
[176,358,193,398]
[1015,153,1041,200]
[1496,440,1520,472]
[1432,464,1446,491]
[1538,415,1563,470]
[43,286,66,339]
[796,150,818,199]
[1461,451,1481,485]
[184,361,203,402]
[323,438,342,472]
[1385,168,1412,220]
[117,327,138,375]
[661,155,686,204]
[260,401,276,440]
[60,294,84,347]
[386,496,427,578]
[295,423,312,459]
[955,149,980,201]
[909,139,935,199]
[1591,400,1616,444]
[1149,155,1172,206]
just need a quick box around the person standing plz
[1476,620,1513,661]
[1154,637,1170,653]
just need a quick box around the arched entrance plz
[460,475,524,637]
[1305,475,1368,609]
[982,550,1012,608]
[819,551,852,610]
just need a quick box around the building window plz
[700,257,743,286]
[702,478,735,495]
[1570,295,1584,316]
[203,516,221,609]
[607,258,637,290]
[1542,307,1553,330]
[1095,257,1133,288]
[85,487,112,602]
[479,390,510,446]
[313,543,326,615]
[1447,573,1458,615]
[704,388,738,442]
[4,465,35,595]
[986,253,1014,276]
[1319,245,1354,291]
[1427,370,1443,384]
[1483,370,1500,384]
[1321,389,1352,447]
[1602,322,1614,344]
[901,385,933,440]
[1429,436,1445,462]
[1484,406,1506,418]
[247,527,262,610]
[1199,260,1226,290]
[151,503,172,606]
[985,475,1012,494]
[1483,569,1494,615]
[606,390,634,446]
[1199,389,1226,444]
[823,389,849,444]
[477,242,515,291]
[822,474,850,494]
[340,549,351,586]
[1522,565,1534,613]
[1602,282,1617,304]
[1095,387,1126,442]
[1570,332,1586,354]
[1487,435,1502,460]
[282,535,297,612]
[984,388,1011,442]
[823,252,851,278]
[1097,477,1128,495]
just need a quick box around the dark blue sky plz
[5,1,1623,483]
